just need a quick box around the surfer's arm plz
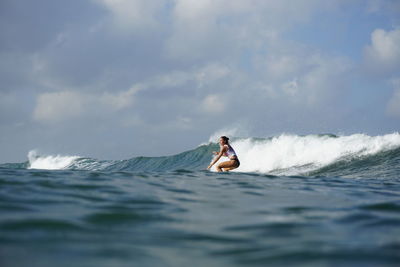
[207,147,227,169]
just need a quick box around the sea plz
[1,133,400,267]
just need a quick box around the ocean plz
[1,133,400,266]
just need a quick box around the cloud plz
[20,0,355,131]
[201,94,225,113]
[33,91,84,122]
[195,63,230,88]
[265,55,302,80]
[2,0,400,162]
[386,78,400,117]
[93,0,166,33]
[165,0,340,61]
[299,55,352,105]
[30,58,232,126]
[364,28,400,75]
[101,85,141,109]
[165,0,227,61]
[253,46,353,106]
[33,85,141,123]
[139,62,230,94]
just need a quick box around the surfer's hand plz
[207,165,212,170]
[212,151,218,155]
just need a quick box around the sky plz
[0,0,400,163]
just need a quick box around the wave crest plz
[28,150,80,170]
[233,133,400,175]
[11,133,400,178]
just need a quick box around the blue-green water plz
[1,134,400,266]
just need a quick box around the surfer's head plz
[220,136,229,145]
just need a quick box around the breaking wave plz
[3,133,400,178]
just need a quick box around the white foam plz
[220,133,400,175]
[28,150,80,170]
[207,125,251,143]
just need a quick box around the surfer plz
[207,136,240,172]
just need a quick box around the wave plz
[27,150,80,170]
[3,133,400,178]
[233,132,400,176]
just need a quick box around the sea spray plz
[28,150,79,170]
[230,133,400,174]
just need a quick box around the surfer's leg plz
[217,160,239,172]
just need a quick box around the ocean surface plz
[1,133,400,266]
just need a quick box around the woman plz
[207,136,240,172]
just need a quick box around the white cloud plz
[300,55,352,104]
[386,78,400,117]
[364,28,400,74]
[195,63,230,88]
[153,71,192,88]
[165,0,339,61]
[33,91,84,122]
[201,94,225,113]
[266,55,301,80]
[4,0,400,162]
[144,62,230,90]
[33,85,142,123]
[100,85,142,109]
[31,59,232,124]
[165,0,224,61]
[173,0,221,21]
[94,0,165,33]
[254,47,353,105]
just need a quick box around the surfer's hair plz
[220,136,229,143]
